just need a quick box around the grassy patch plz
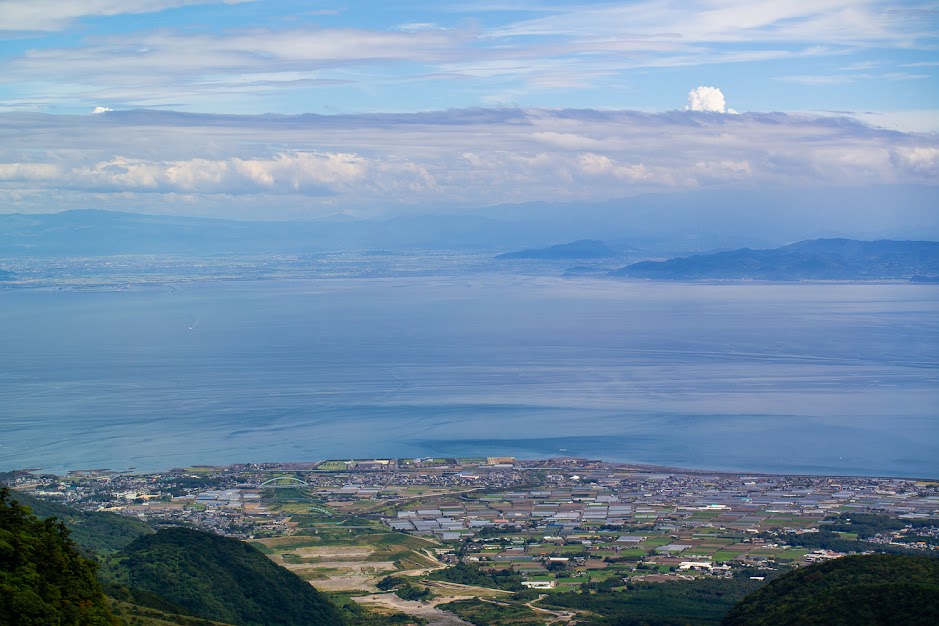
[439,598,544,626]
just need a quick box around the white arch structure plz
[258,476,310,488]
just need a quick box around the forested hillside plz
[0,487,119,625]
[102,527,348,626]
[7,487,154,556]
[722,554,939,625]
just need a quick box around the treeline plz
[541,578,765,625]
[5,487,154,557]
[826,512,935,537]
[0,487,119,625]
[376,576,434,601]
[101,527,348,626]
[3,485,421,625]
[722,554,939,625]
[761,512,939,556]
[439,598,543,626]
[427,562,525,591]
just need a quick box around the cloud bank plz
[0,107,936,218]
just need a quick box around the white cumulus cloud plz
[686,86,735,113]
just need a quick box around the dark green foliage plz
[541,578,765,625]
[393,584,433,602]
[439,598,544,626]
[779,531,926,556]
[103,527,347,626]
[7,488,154,557]
[103,581,200,618]
[376,576,406,591]
[107,598,234,626]
[375,575,434,601]
[825,512,935,538]
[338,599,426,626]
[427,563,525,591]
[722,554,939,626]
[0,487,119,625]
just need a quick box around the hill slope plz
[0,487,119,624]
[722,554,939,625]
[614,239,939,280]
[7,487,154,557]
[103,527,347,626]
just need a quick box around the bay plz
[1,277,937,477]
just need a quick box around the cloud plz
[847,110,939,133]
[686,86,728,112]
[2,1,934,113]
[91,106,113,114]
[894,146,939,176]
[489,1,938,47]
[0,0,255,32]
[0,26,471,111]
[776,75,855,85]
[0,162,61,180]
[0,107,935,217]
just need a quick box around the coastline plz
[13,456,939,483]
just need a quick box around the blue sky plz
[2,0,937,119]
[0,0,937,219]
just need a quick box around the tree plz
[0,487,118,625]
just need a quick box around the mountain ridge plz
[612,238,939,281]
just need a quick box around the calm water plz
[1,277,937,477]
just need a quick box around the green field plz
[316,461,350,471]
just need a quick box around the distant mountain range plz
[495,239,616,260]
[0,209,543,256]
[612,239,939,281]
[3,184,939,257]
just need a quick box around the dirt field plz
[354,593,475,626]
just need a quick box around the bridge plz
[258,476,310,488]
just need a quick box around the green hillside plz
[108,598,236,626]
[0,487,119,625]
[103,527,348,626]
[722,554,939,626]
[7,487,154,557]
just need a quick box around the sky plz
[0,0,937,220]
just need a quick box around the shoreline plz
[12,456,939,483]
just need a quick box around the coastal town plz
[8,457,938,596]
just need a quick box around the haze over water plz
[1,277,937,478]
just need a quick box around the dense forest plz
[102,527,347,626]
[427,562,526,591]
[5,487,154,557]
[540,578,765,625]
[722,554,939,625]
[0,487,119,625]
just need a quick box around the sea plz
[1,276,937,478]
